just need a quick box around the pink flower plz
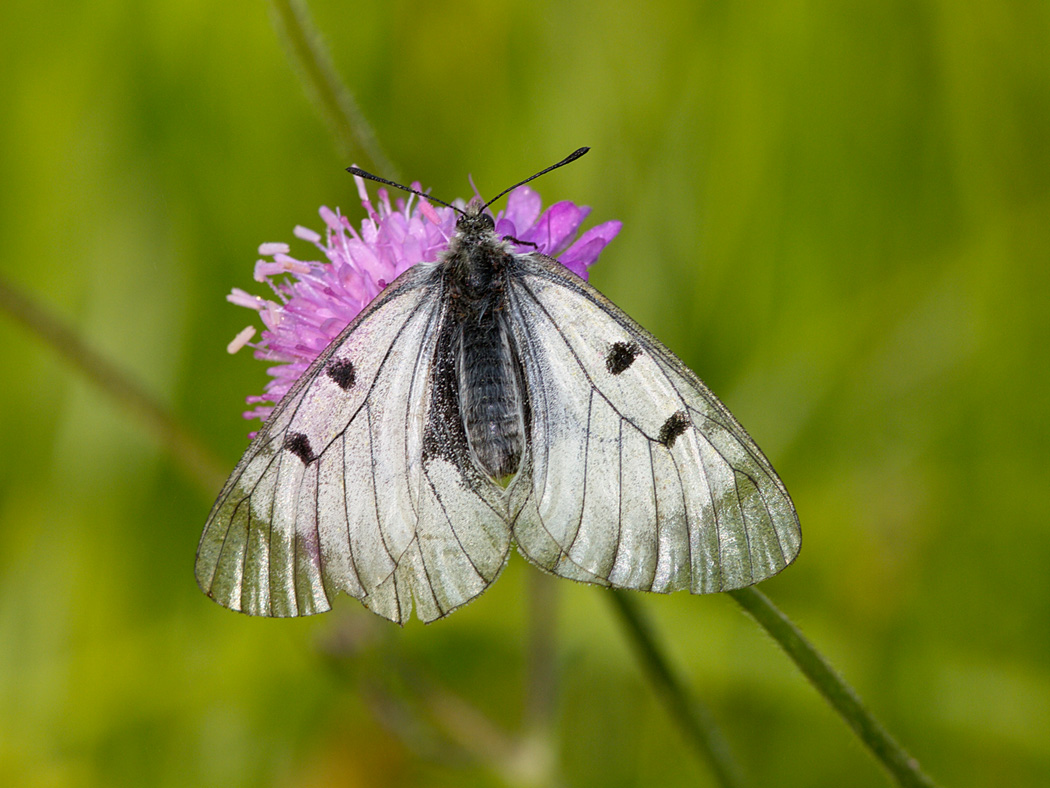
[229,176,622,424]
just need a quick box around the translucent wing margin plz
[506,255,800,594]
[196,266,512,623]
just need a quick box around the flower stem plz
[524,569,559,734]
[267,0,397,178]
[608,590,744,788]
[728,587,939,788]
[0,273,227,494]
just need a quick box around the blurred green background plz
[1,0,1048,786]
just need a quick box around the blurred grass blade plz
[730,587,939,788]
[268,0,397,177]
[0,273,227,494]
[609,591,745,788]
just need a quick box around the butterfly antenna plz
[346,166,465,215]
[481,147,590,211]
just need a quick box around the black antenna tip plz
[481,146,592,211]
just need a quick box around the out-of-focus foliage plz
[1,0,1047,786]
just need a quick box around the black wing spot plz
[284,432,315,464]
[326,357,356,390]
[659,411,690,448]
[606,341,640,375]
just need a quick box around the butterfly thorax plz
[440,207,527,483]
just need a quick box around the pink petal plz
[503,186,542,229]
[523,202,590,254]
[560,220,623,270]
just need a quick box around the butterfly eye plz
[456,211,496,233]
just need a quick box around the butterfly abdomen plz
[453,292,525,481]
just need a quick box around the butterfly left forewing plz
[506,254,800,595]
[197,265,513,623]
[197,269,433,617]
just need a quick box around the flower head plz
[229,176,622,424]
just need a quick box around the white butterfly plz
[196,149,801,623]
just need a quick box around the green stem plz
[608,591,744,788]
[0,274,227,494]
[524,569,559,734]
[267,0,397,177]
[729,587,939,788]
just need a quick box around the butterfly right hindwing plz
[506,253,801,594]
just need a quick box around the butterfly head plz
[457,201,497,233]
[446,202,503,257]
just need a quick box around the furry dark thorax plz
[438,206,527,482]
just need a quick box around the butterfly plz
[196,148,801,623]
